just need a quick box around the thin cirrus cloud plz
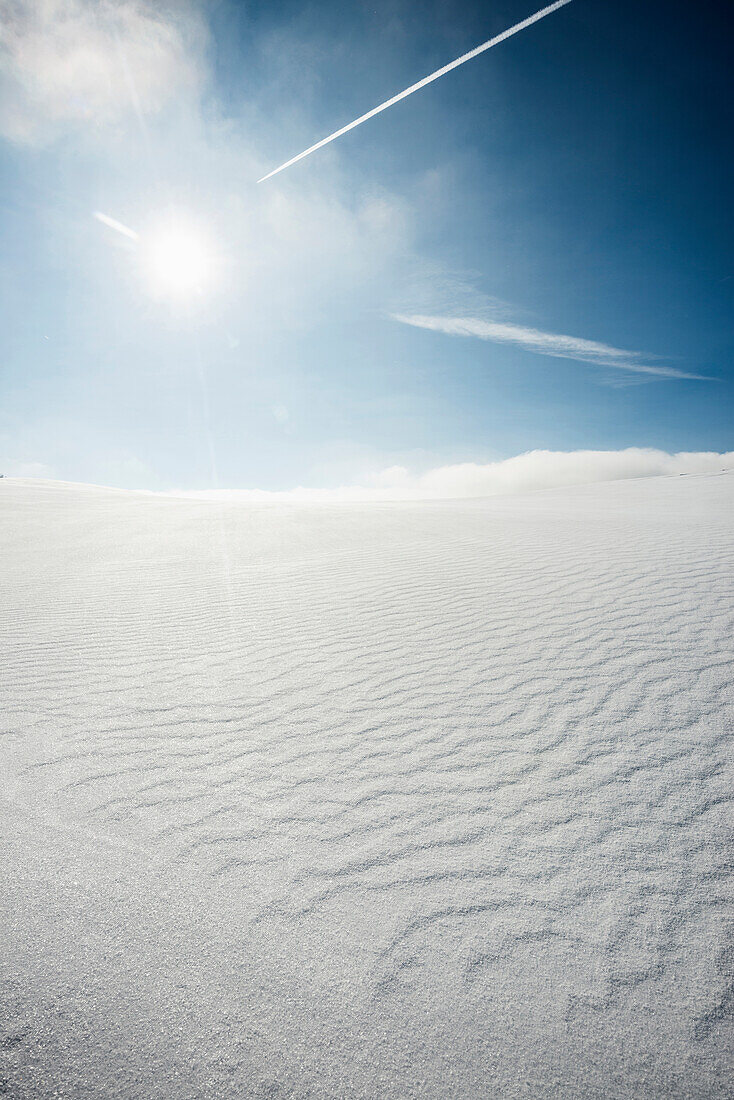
[391,313,709,381]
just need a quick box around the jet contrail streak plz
[93,211,139,240]
[258,0,573,183]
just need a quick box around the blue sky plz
[1,0,731,490]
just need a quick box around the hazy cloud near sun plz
[161,449,734,501]
[392,313,708,381]
[0,0,416,333]
[0,0,709,460]
[0,0,207,144]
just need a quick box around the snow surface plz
[1,473,732,1098]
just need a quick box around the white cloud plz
[391,313,708,380]
[160,449,734,501]
[0,0,206,144]
[1,459,55,478]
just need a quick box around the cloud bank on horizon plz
[140,448,734,501]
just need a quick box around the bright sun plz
[138,216,218,303]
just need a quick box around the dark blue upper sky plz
[1,0,731,488]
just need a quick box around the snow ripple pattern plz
[1,472,732,1097]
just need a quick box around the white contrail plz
[93,211,139,240]
[258,0,573,183]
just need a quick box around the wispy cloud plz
[158,449,734,501]
[391,314,708,380]
[0,0,207,144]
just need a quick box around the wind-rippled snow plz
[1,473,732,1098]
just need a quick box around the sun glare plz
[138,216,219,303]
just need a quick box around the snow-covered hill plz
[1,472,732,1098]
